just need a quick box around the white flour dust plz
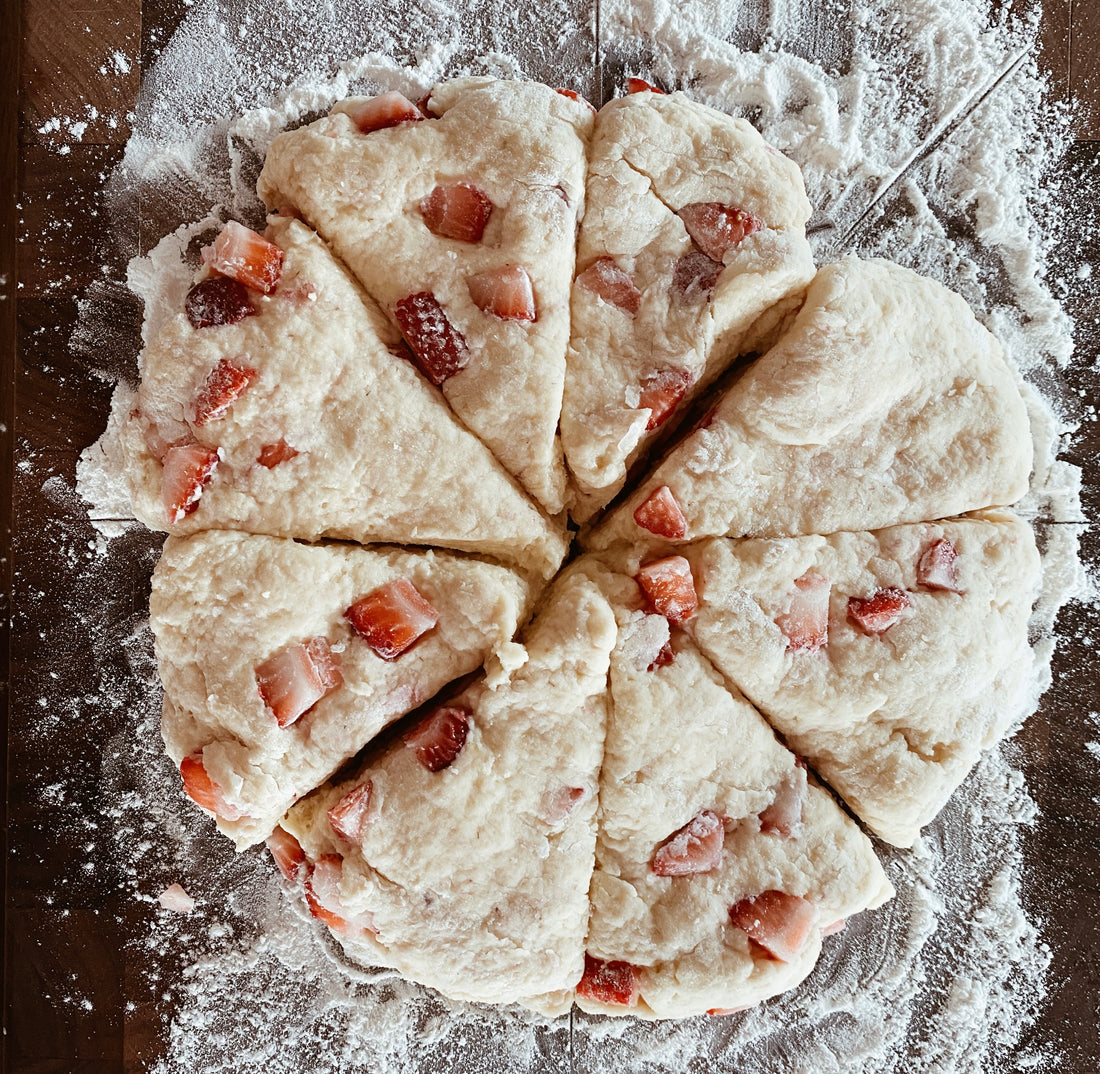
[65,0,1093,1070]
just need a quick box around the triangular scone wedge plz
[561,89,816,523]
[587,258,1032,550]
[571,560,892,1019]
[153,531,531,849]
[257,78,594,515]
[275,569,617,1011]
[674,512,1041,847]
[100,215,567,580]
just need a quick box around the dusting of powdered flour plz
[63,0,1094,1070]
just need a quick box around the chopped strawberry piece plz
[405,704,471,772]
[192,357,258,426]
[542,785,586,825]
[555,87,597,114]
[577,954,640,1006]
[266,826,306,882]
[638,368,694,430]
[917,538,963,592]
[627,77,664,94]
[707,1003,756,1016]
[576,257,642,316]
[328,780,374,844]
[671,246,724,304]
[677,203,764,262]
[345,91,423,134]
[633,485,687,539]
[758,766,807,838]
[776,573,830,653]
[393,292,471,385]
[256,636,342,728]
[652,810,724,876]
[184,276,256,329]
[647,640,675,671]
[257,439,298,468]
[419,182,494,243]
[636,556,698,624]
[822,918,847,937]
[345,577,440,660]
[847,586,912,635]
[161,443,219,524]
[467,264,537,322]
[303,854,349,930]
[179,752,244,820]
[206,221,285,294]
[729,890,818,962]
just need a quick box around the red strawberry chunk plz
[207,221,285,294]
[405,704,471,772]
[304,854,376,935]
[256,636,342,728]
[917,538,963,592]
[184,276,256,329]
[776,573,830,653]
[652,809,724,876]
[193,357,258,426]
[467,264,537,322]
[707,1003,757,1016]
[266,825,306,881]
[161,443,219,524]
[847,586,912,635]
[638,368,694,430]
[555,87,597,114]
[633,485,687,539]
[647,640,675,671]
[345,577,440,660]
[758,766,807,838]
[328,780,374,844]
[542,785,586,825]
[636,556,698,624]
[394,292,471,385]
[179,752,244,821]
[419,182,494,243]
[577,954,640,1006]
[671,246,724,304]
[627,77,664,94]
[345,91,423,134]
[576,257,642,316]
[729,890,818,962]
[677,203,764,262]
[257,439,298,468]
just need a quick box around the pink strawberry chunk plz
[822,918,847,937]
[542,785,586,825]
[677,203,764,262]
[207,221,285,294]
[636,556,698,624]
[405,704,471,772]
[328,780,374,844]
[671,247,724,304]
[467,264,537,322]
[184,276,256,329]
[345,91,423,134]
[638,368,693,430]
[266,825,306,881]
[729,890,818,962]
[193,357,258,426]
[576,257,642,316]
[256,636,342,728]
[303,855,376,935]
[776,573,830,653]
[161,443,219,524]
[758,766,807,838]
[633,485,687,539]
[917,538,963,592]
[577,954,640,1006]
[419,182,494,243]
[394,291,471,385]
[345,577,440,660]
[627,77,664,94]
[847,586,912,635]
[652,809,724,876]
[179,752,244,820]
[257,439,298,468]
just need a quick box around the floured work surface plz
[8,0,1100,1072]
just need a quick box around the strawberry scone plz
[587,257,1032,549]
[573,560,892,1019]
[274,569,617,1010]
[154,530,530,848]
[96,215,567,579]
[561,87,816,522]
[257,78,594,515]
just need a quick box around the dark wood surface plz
[5,3,1100,1072]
